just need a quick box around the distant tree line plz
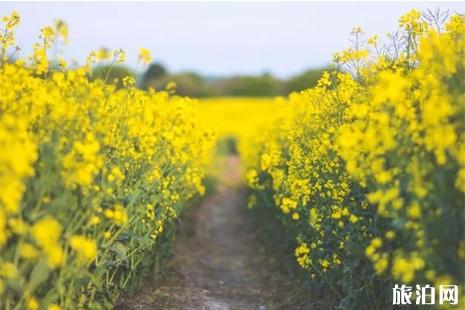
[91,62,327,97]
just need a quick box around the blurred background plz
[3,1,464,97]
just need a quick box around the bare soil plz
[117,156,315,310]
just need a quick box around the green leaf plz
[28,260,50,292]
[112,242,128,260]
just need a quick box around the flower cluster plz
[242,11,465,307]
[0,12,213,309]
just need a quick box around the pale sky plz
[2,1,464,77]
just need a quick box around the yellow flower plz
[3,11,20,29]
[0,261,17,279]
[371,238,383,248]
[295,243,311,269]
[104,209,114,219]
[70,235,97,262]
[112,204,128,225]
[392,252,424,283]
[392,255,414,283]
[108,166,125,183]
[245,169,259,187]
[146,204,155,220]
[46,246,65,268]
[90,215,100,225]
[407,202,421,219]
[8,217,27,234]
[373,254,388,275]
[331,209,342,219]
[138,48,152,65]
[367,35,379,46]
[96,47,111,61]
[40,26,55,41]
[385,230,396,240]
[320,259,330,269]
[62,133,102,189]
[19,243,39,260]
[123,76,135,88]
[280,198,297,214]
[26,298,39,310]
[365,245,375,257]
[32,217,62,249]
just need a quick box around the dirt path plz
[118,156,313,310]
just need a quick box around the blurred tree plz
[283,68,327,94]
[138,64,328,97]
[222,74,281,97]
[90,65,135,89]
[148,72,208,97]
[140,63,167,89]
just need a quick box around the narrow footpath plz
[118,156,314,310]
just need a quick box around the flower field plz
[241,10,465,308]
[0,12,212,309]
[196,97,289,140]
[0,7,464,310]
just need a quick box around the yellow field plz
[196,97,289,140]
[1,8,464,310]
